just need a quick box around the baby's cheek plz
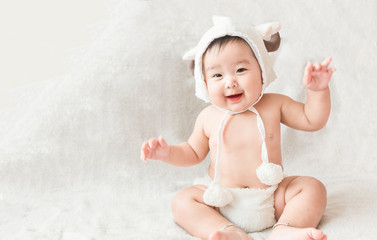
[207,86,218,98]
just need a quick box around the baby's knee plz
[284,176,327,203]
[300,176,327,196]
[171,186,203,218]
[171,189,189,213]
[295,177,327,208]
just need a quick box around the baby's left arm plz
[281,57,336,131]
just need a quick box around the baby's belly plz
[208,156,270,189]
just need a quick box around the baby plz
[140,16,335,240]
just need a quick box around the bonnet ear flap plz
[255,22,281,52]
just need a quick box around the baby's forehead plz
[205,36,249,55]
[203,37,257,62]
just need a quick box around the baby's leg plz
[172,185,252,240]
[269,176,327,240]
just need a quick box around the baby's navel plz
[267,133,274,141]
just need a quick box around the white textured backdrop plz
[0,0,376,239]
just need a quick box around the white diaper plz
[194,176,277,233]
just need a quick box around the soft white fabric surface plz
[0,0,376,239]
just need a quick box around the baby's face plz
[202,40,262,112]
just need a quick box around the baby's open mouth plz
[227,93,243,102]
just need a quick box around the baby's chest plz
[208,114,263,150]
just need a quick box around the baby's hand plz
[140,136,170,162]
[303,57,336,91]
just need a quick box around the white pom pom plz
[203,183,233,207]
[256,162,284,186]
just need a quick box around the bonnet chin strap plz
[211,107,248,184]
[211,104,268,185]
[203,95,285,208]
[249,107,269,165]
[210,94,264,185]
[213,109,230,184]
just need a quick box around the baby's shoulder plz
[196,105,219,121]
[192,106,219,137]
[256,93,291,116]
[194,105,223,128]
[259,93,290,107]
[261,93,288,101]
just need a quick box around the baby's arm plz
[140,110,209,167]
[281,57,336,131]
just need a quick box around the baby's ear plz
[263,32,281,52]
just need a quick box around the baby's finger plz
[140,141,149,161]
[321,57,332,68]
[148,138,158,149]
[314,62,322,71]
[141,141,150,152]
[304,62,312,74]
[159,136,167,148]
[303,62,313,85]
[140,150,147,161]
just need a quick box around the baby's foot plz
[269,226,327,240]
[209,226,253,240]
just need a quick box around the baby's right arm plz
[140,137,200,166]
[140,109,209,167]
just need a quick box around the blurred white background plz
[0,1,375,239]
[0,0,109,110]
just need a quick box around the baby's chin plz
[215,102,253,113]
[228,100,260,112]
[226,105,250,112]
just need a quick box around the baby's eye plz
[213,73,222,78]
[237,68,246,73]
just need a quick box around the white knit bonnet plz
[183,16,281,105]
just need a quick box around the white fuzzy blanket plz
[1,0,376,239]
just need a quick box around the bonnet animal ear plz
[183,47,196,75]
[189,60,195,76]
[255,22,281,52]
[183,46,197,61]
[263,32,281,52]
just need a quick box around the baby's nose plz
[225,76,238,89]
